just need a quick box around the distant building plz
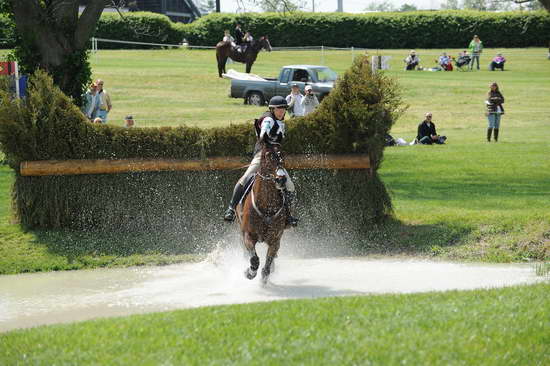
[79,0,201,23]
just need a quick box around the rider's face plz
[274,107,286,120]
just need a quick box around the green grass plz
[0,48,549,274]
[2,282,548,364]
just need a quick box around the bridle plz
[250,146,286,225]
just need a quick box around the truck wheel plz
[247,92,265,106]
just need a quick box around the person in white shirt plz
[301,85,319,115]
[222,30,235,47]
[285,84,304,117]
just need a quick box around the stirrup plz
[224,208,236,222]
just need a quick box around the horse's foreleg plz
[243,232,259,280]
[221,57,228,75]
[261,239,280,284]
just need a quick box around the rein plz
[250,182,285,225]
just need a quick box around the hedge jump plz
[20,155,371,176]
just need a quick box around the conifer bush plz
[0,58,401,246]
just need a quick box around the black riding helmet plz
[268,96,288,109]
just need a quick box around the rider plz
[223,96,299,227]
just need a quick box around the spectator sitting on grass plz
[456,50,471,70]
[404,50,420,70]
[417,112,447,145]
[438,52,453,71]
[489,53,506,71]
[124,115,135,128]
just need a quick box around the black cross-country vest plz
[254,111,285,154]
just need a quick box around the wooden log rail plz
[20,155,371,177]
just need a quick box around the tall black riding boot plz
[224,183,245,222]
[493,128,499,142]
[284,191,299,227]
[487,128,493,142]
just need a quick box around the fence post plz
[351,46,354,62]
[321,45,325,65]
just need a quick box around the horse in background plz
[216,36,272,78]
[236,143,287,284]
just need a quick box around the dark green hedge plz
[1,10,549,50]
[93,12,187,49]
[189,11,550,48]
[1,57,399,233]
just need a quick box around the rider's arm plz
[259,117,274,140]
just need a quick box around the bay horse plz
[216,37,272,78]
[236,143,287,284]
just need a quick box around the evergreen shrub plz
[0,58,400,245]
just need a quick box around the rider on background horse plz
[224,96,299,227]
[234,24,244,46]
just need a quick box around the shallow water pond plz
[0,247,541,332]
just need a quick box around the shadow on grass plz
[350,217,474,256]
[31,229,213,264]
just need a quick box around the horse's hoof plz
[261,268,270,284]
[245,268,257,280]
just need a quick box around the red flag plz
[0,62,16,75]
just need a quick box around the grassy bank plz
[2,282,548,364]
[0,48,549,274]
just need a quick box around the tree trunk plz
[9,0,107,105]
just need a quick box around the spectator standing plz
[301,85,319,115]
[489,53,506,71]
[96,79,112,123]
[485,82,505,142]
[404,50,420,70]
[82,82,100,120]
[417,112,447,145]
[468,35,483,70]
[286,84,304,117]
[124,115,135,128]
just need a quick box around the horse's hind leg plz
[243,232,259,280]
[261,238,281,284]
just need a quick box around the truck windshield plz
[311,67,337,82]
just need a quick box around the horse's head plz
[259,36,272,52]
[260,143,286,189]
